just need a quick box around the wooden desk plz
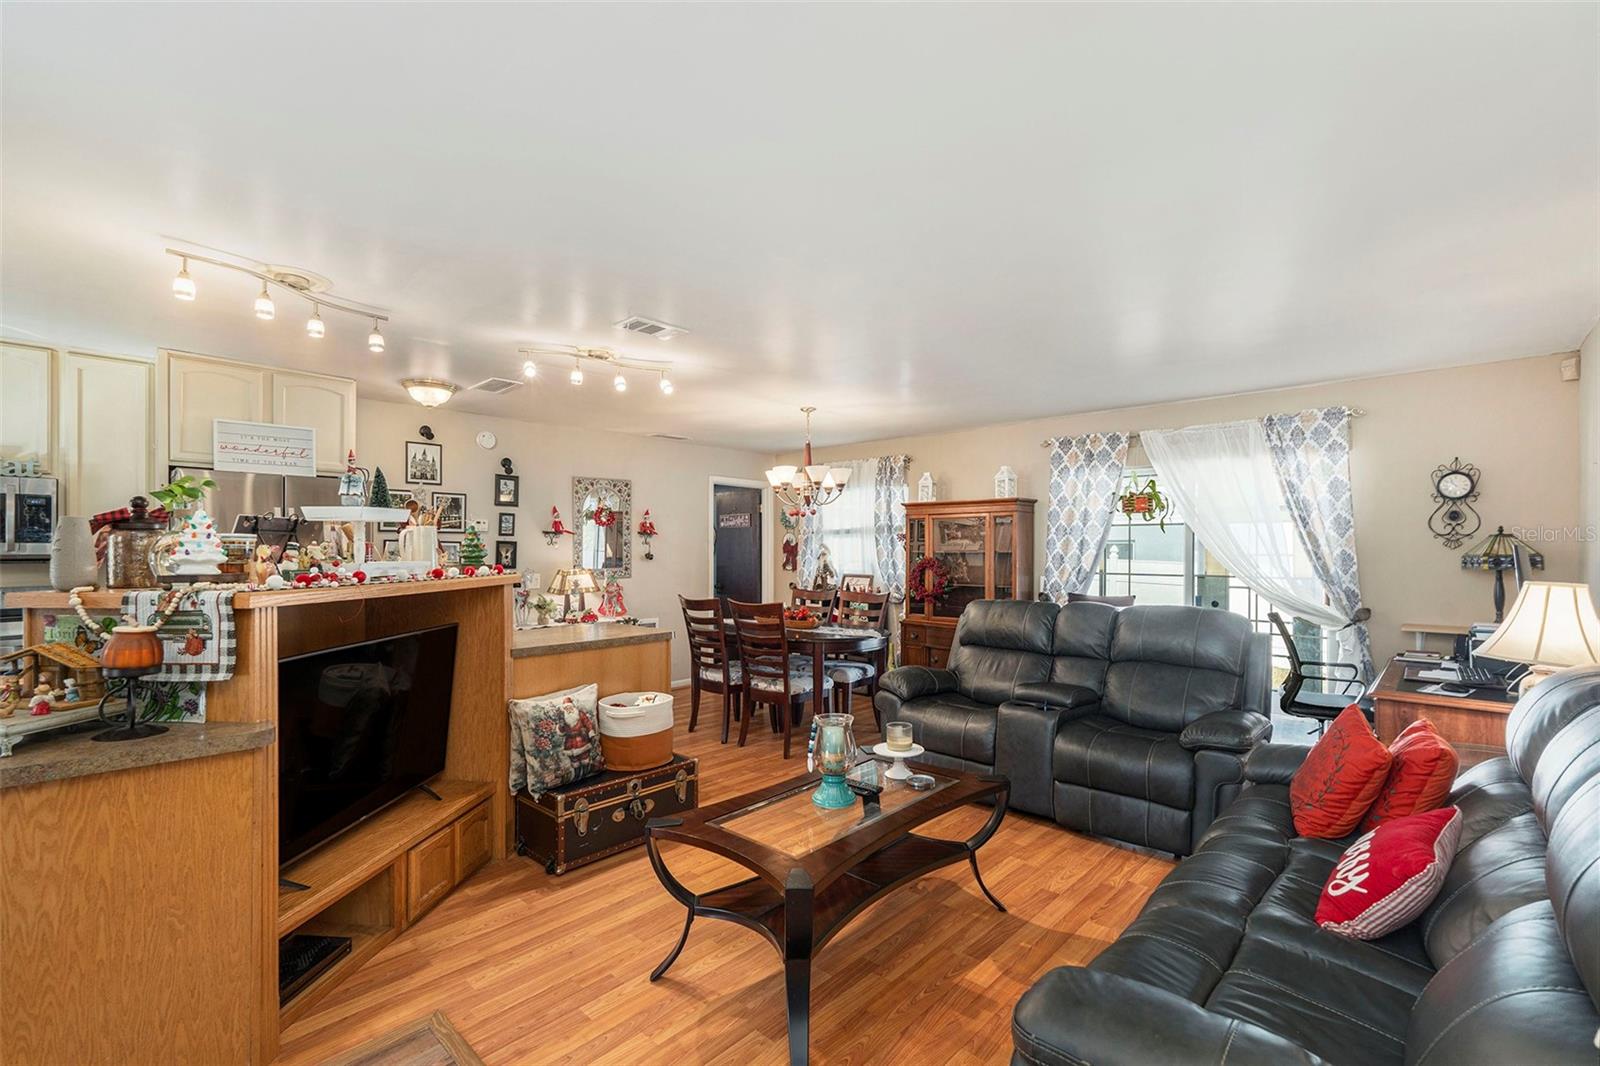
[1370,659,1517,767]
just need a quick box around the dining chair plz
[679,595,742,743]
[1269,611,1372,733]
[826,588,891,723]
[730,600,833,758]
[788,582,839,621]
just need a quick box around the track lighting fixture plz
[570,359,584,386]
[659,371,673,395]
[613,371,627,392]
[520,344,675,398]
[163,248,390,345]
[523,359,538,379]
[172,257,195,301]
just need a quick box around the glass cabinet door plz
[994,513,1014,600]
[906,516,928,616]
[932,515,987,618]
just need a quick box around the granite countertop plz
[511,623,672,658]
[0,720,276,790]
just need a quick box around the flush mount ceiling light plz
[518,344,674,398]
[766,406,852,513]
[164,247,390,346]
[401,378,457,408]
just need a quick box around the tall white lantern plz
[994,465,1018,498]
[917,472,937,502]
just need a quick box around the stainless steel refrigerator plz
[168,465,343,533]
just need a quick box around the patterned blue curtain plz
[873,455,911,601]
[1261,406,1373,678]
[1043,432,1130,600]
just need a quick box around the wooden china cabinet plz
[901,497,1036,668]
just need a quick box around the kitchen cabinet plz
[58,352,156,516]
[0,342,56,471]
[162,351,356,474]
[164,352,270,465]
[270,369,357,474]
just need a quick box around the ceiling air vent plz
[616,315,687,340]
[469,377,524,395]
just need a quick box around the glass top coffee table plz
[644,759,1010,1066]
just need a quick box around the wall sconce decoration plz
[636,509,659,561]
[543,506,574,545]
[417,425,435,441]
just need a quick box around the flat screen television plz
[277,623,458,865]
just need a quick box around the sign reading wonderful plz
[212,420,317,477]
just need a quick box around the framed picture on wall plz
[379,489,415,532]
[381,538,399,560]
[498,513,516,536]
[405,441,443,485]
[494,474,520,507]
[440,540,462,565]
[495,540,518,568]
[432,492,467,532]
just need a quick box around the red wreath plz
[587,503,617,527]
[908,555,950,602]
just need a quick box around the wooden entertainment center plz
[2,575,518,1065]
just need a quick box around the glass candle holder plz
[811,713,858,809]
[886,721,914,752]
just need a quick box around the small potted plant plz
[1117,476,1171,531]
[149,473,217,530]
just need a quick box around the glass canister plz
[106,496,165,589]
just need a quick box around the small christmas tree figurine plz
[169,508,226,575]
[459,525,487,568]
[368,467,392,508]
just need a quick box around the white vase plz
[399,525,438,563]
[50,517,99,590]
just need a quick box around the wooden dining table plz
[724,620,888,722]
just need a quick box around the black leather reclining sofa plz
[1011,664,1600,1066]
[875,599,1272,855]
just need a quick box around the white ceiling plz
[2,3,1595,451]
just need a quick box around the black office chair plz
[1269,611,1373,733]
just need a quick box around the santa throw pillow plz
[1290,705,1393,838]
[1315,806,1463,939]
[1360,719,1459,831]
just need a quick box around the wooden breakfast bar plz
[1,576,518,1066]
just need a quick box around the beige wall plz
[1581,325,1600,606]
[357,399,769,681]
[774,352,1584,666]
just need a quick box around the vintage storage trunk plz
[515,754,698,875]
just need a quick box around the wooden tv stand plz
[4,575,518,1066]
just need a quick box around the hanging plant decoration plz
[585,502,618,528]
[908,555,950,602]
[1116,476,1171,531]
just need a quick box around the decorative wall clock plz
[1428,457,1481,548]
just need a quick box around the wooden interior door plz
[712,483,762,607]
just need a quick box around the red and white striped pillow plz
[1314,806,1462,939]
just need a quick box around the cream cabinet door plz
[165,352,269,464]
[58,353,155,517]
[0,342,56,471]
[270,371,356,474]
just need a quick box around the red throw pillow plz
[1290,705,1393,838]
[1315,806,1463,938]
[1360,719,1459,831]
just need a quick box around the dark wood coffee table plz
[644,761,1009,1065]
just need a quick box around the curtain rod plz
[1038,408,1366,448]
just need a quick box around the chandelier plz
[765,406,851,513]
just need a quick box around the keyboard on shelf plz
[1454,663,1512,689]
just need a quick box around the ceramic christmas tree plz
[368,467,392,508]
[459,525,487,568]
[168,508,226,576]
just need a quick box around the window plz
[1097,468,1337,691]
[806,458,876,582]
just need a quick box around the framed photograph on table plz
[405,441,443,485]
[381,538,399,560]
[441,540,462,565]
[494,474,520,507]
[379,489,415,532]
[495,540,518,568]
[840,573,875,593]
[498,513,516,537]
[432,491,467,532]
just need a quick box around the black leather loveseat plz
[875,600,1271,855]
[1012,664,1600,1066]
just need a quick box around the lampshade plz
[547,568,598,595]
[1474,582,1600,668]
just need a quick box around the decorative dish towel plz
[122,588,240,683]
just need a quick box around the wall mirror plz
[572,476,632,578]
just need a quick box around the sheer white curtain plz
[1142,420,1360,664]
[800,458,876,584]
